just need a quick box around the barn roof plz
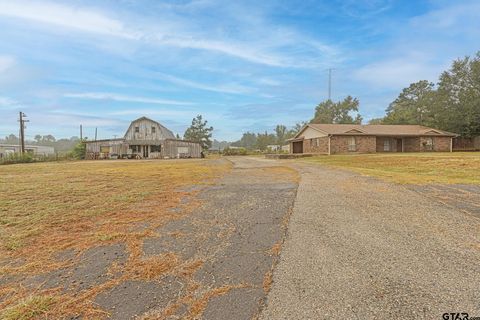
[294,124,457,139]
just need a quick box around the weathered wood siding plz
[85,139,127,159]
[162,140,202,158]
[124,118,175,142]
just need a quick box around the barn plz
[85,117,202,159]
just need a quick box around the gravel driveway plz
[260,161,480,320]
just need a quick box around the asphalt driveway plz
[260,160,480,320]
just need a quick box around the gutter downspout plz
[328,135,331,155]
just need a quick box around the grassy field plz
[0,159,230,319]
[302,152,480,184]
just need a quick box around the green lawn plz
[302,152,480,184]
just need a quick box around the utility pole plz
[94,127,97,141]
[18,112,29,154]
[80,124,83,140]
[327,68,335,101]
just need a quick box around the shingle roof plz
[302,124,457,137]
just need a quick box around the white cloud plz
[157,73,254,94]
[63,92,194,106]
[353,58,443,89]
[0,0,136,38]
[0,55,15,73]
[109,109,193,117]
[0,96,18,108]
[0,1,339,68]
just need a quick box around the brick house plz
[288,124,457,155]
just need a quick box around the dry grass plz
[0,159,231,319]
[302,152,480,184]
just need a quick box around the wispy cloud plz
[63,92,194,106]
[0,1,136,39]
[157,73,255,94]
[0,55,15,73]
[0,1,339,68]
[0,96,19,108]
[108,109,193,117]
[353,58,443,89]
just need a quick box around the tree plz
[311,96,362,124]
[383,80,436,125]
[71,139,86,159]
[435,53,480,137]
[183,115,213,150]
[231,132,257,149]
[368,118,384,124]
[255,131,276,151]
[275,125,287,145]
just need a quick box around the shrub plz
[0,153,34,165]
[222,147,247,156]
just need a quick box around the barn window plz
[135,126,139,133]
[151,126,156,133]
[348,137,356,151]
[151,145,161,152]
[130,145,140,153]
[384,139,390,151]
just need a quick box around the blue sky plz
[0,0,479,141]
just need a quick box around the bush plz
[0,152,75,165]
[222,147,247,156]
[0,153,34,165]
[71,140,86,159]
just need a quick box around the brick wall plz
[404,136,452,152]
[303,137,329,154]
[330,136,376,154]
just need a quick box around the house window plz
[425,137,433,150]
[310,138,320,147]
[135,126,139,133]
[384,139,390,151]
[151,145,161,152]
[152,126,156,134]
[348,137,356,151]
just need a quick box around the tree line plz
[0,134,81,152]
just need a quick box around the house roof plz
[124,116,175,139]
[294,124,457,139]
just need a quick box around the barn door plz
[143,145,149,158]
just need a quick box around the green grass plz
[302,152,480,184]
[2,296,55,320]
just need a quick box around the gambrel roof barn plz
[85,117,201,159]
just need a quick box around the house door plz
[396,139,403,152]
[143,145,149,158]
[292,141,303,154]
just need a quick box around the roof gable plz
[344,128,365,134]
[422,129,443,135]
[294,124,328,139]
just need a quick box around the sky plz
[0,0,479,141]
